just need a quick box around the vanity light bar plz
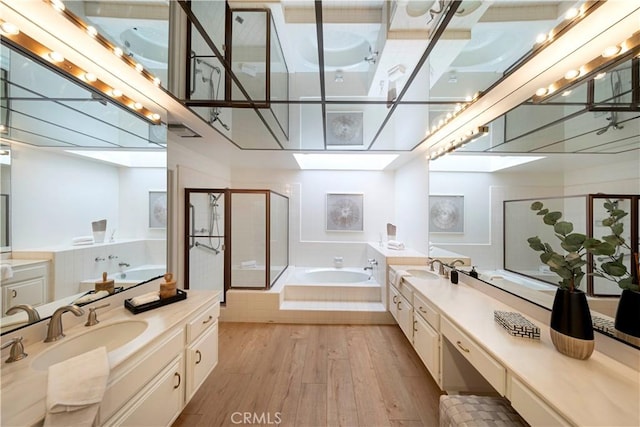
[533,30,640,103]
[428,126,489,161]
[0,23,162,124]
[531,1,602,51]
[42,0,162,88]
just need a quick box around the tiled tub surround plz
[1,279,220,426]
[388,265,639,426]
[13,239,166,300]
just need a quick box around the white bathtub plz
[291,267,373,284]
[79,264,166,292]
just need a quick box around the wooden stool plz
[439,395,527,427]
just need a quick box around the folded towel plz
[1,263,13,281]
[240,260,257,269]
[44,346,109,426]
[394,269,411,288]
[72,290,109,305]
[387,240,405,250]
[130,291,160,306]
[72,236,94,246]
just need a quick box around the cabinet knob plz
[202,315,213,324]
[419,306,427,314]
[398,300,402,310]
[11,290,17,298]
[413,320,418,332]
[195,349,202,365]
[173,372,181,389]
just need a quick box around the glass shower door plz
[187,190,226,301]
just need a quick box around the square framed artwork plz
[149,190,167,228]
[429,195,464,233]
[326,193,364,232]
[326,112,364,147]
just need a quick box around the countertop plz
[1,286,220,426]
[390,265,640,427]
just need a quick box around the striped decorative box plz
[494,310,540,340]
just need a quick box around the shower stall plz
[185,188,289,302]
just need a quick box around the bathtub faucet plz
[118,262,130,268]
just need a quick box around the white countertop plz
[1,286,220,426]
[391,265,640,427]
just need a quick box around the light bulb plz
[153,77,161,86]
[564,69,579,80]
[114,47,123,57]
[51,0,66,12]
[0,22,20,36]
[535,33,547,44]
[135,63,144,73]
[133,102,143,110]
[564,8,578,19]
[535,87,548,97]
[602,46,621,58]
[47,51,64,63]
[110,88,123,98]
[87,26,97,37]
[83,72,97,82]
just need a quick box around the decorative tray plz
[494,310,540,340]
[125,288,187,314]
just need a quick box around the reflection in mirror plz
[0,40,167,335]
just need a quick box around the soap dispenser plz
[469,266,478,279]
[160,273,177,299]
[95,272,115,294]
[450,269,459,284]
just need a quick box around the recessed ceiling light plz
[293,153,398,170]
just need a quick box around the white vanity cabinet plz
[102,300,220,427]
[389,281,413,341]
[1,261,48,313]
[412,293,440,385]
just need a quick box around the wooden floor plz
[174,322,443,427]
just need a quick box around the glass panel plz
[0,145,10,252]
[231,10,268,102]
[270,192,288,286]
[504,196,587,288]
[231,192,266,288]
[188,191,225,300]
[189,1,227,100]
[593,62,634,106]
[269,15,290,140]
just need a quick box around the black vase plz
[549,288,594,359]
[614,289,640,338]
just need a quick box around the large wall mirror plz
[429,55,640,349]
[0,36,167,334]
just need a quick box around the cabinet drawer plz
[510,377,569,426]
[186,321,219,402]
[413,292,439,330]
[3,278,45,312]
[441,317,506,395]
[107,355,184,427]
[186,302,220,343]
[2,264,47,284]
[100,328,184,423]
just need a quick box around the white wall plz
[394,155,429,254]
[231,168,396,267]
[12,145,120,249]
[11,145,166,250]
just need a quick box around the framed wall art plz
[429,195,464,233]
[326,112,364,147]
[149,190,167,228]
[326,193,364,232]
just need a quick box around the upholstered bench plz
[439,395,527,427]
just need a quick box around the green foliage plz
[528,199,639,293]
[591,199,638,292]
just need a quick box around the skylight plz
[428,155,545,172]
[293,153,399,170]
[66,150,166,168]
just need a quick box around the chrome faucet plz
[45,305,84,342]
[118,262,130,268]
[5,304,41,323]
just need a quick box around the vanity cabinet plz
[412,294,440,384]
[389,282,413,341]
[103,300,220,427]
[1,262,48,313]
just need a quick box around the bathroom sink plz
[406,269,439,280]
[32,320,148,371]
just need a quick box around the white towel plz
[44,346,110,427]
[1,263,13,280]
[72,290,109,305]
[394,269,411,288]
[387,240,405,250]
[240,260,257,269]
[130,291,160,306]
[72,236,94,246]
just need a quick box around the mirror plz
[0,37,167,334]
[429,56,640,348]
